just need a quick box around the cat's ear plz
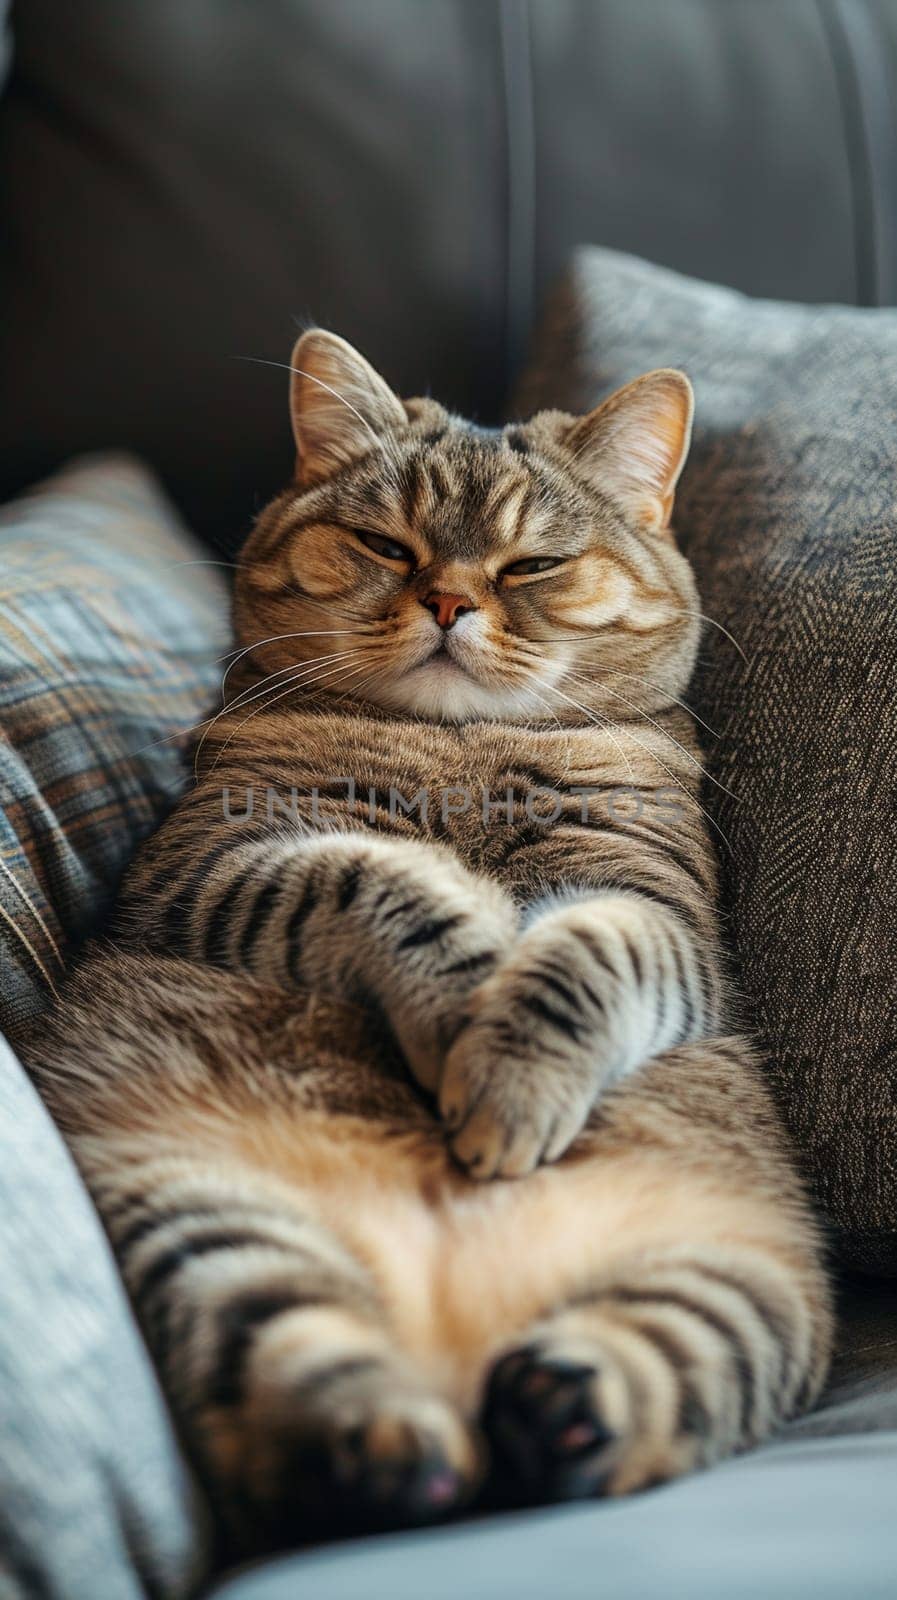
[289,330,406,487]
[562,370,694,533]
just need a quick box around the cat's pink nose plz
[422,592,477,629]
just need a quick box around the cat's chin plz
[359,658,551,724]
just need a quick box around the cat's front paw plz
[439,900,654,1179]
[311,837,517,1095]
[438,988,598,1180]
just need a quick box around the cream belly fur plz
[73,1026,818,1428]
[221,1110,804,1417]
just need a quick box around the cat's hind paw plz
[482,1345,618,1501]
[481,1323,704,1504]
[221,1356,483,1544]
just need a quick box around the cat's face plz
[235,332,701,724]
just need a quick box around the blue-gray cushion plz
[0,453,229,1035]
[0,1033,208,1599]
[214,1289,897,1600]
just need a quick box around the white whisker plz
[218,629,368,690]
[329,660,387,708]
[673,609,751,668]
[539,680,636,781]
[236,357,384,451]
[599,668,720,739]
[196,651,364,777]
[587,678,738,802]
[542,683,735,857]
[511,679,566,737]
[205,653,370,777]
[169,559,241,572]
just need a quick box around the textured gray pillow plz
[0,1035,208,1598]
[518,248,897,1276]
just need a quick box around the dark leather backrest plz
[2,0,896,549]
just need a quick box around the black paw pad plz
[340,1440,462,1525]
[298,1417,467,1536]
[483,1345,616,1503]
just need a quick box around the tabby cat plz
[29,331,832,1548]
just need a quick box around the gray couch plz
[1,5,896,1596]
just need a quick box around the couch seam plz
[832,0,897,304]
[817,0,879,306]
[497,0,536,403]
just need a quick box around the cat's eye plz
[501,555,565,580]
[355,530,415,566]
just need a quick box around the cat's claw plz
[439,1012,594,1180]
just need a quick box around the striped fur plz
[26,333,832,1547]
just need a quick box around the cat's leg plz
[483,1243,824,1501]
[29,949,483,1544]
[440,888,720,1177]
[145,830,517,1091]
[94,1156,480,1544]
[478,1036,832,1501]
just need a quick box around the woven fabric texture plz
[518,248,897,1274]
[0,454,229,1035]
[0,1032,208,1600]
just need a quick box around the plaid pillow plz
[0,455,230,1034]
